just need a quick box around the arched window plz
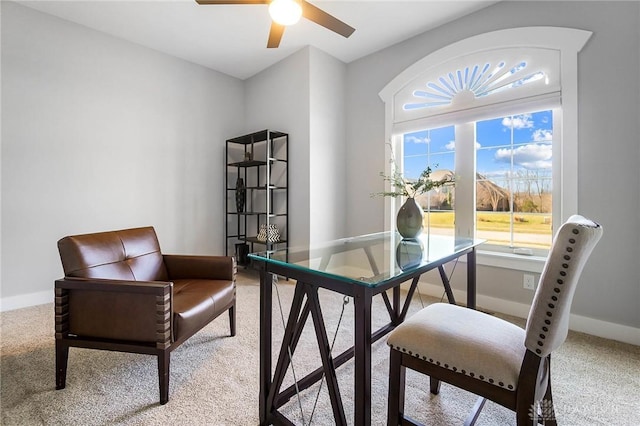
[380,27,591,270]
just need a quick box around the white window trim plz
[379,27,592,271]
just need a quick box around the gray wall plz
[309,47,347,244]
[1,2,244,301]
[345,1,640,329]
[244,48,312,248]
[245,46,348,248]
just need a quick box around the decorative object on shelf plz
[235,242,250,266]
[372,143,454,238]
[257,223,280,243]
[235,177,246,213]
[396,199,424,239]
[244,151,253,162]
[395,238,424,270]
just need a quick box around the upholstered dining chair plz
[386,215,603,425]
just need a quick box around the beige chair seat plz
[388,302,526,391]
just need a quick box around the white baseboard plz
[0,290,53,312]
[416,282,640,346]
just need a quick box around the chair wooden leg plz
[158,351,170,405]
[541,378,556,425]
[430,377,441,395]
[55,340,69,390]
[229,304,236,337]
[387,349,406,426]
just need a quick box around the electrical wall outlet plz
[523,274,536,291]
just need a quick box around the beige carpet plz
[1,270,639,425]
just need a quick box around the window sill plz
[473,250,547,273]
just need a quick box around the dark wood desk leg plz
[467,248,477,309]
[392,285,401,323]
[259,267,273,425]
[353,286,372,426]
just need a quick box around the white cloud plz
[405,135,430,144]
[495,143,552,169]
[502,114,534,129]
[445,140,481,150]
[533,129,552,142]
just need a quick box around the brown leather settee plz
[54,226,236,404]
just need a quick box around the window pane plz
[403,126,455,237]
[402,109,554,251]
[475,110,553,250]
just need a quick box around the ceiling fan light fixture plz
[268,0,302,26]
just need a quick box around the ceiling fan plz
[195,0,356,48]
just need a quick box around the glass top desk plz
[249,231,484,426]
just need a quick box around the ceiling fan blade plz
[195,0,268,5]
[301,1,355,38]
[267,22,285,48]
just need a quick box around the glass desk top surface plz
[248,231,485,288]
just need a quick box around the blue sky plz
[403,110,553,183]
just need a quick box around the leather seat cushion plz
[172,279,235,340]
[387,303,526,391]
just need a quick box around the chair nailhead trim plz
[390,346,516,389]
[566,247,573,252]
[564,255,571,260]
[572,229,579,234]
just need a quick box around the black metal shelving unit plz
[225,130,289,265]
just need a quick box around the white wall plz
[244,48,311,248]
[309,47,347,243]
[344,1,640,332]
[0,2,244,308]
[244,46,348,248]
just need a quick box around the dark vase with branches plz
[373,145,454,239]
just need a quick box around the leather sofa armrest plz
[55,277,172,347]
[163,255,236,281]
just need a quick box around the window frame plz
[379,27,592,271]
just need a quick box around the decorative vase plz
[396,198,424,238]
[235,242,249,266]
[257,224,280,243]
[235,178,246,213]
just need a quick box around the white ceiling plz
[18,0,497,80]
